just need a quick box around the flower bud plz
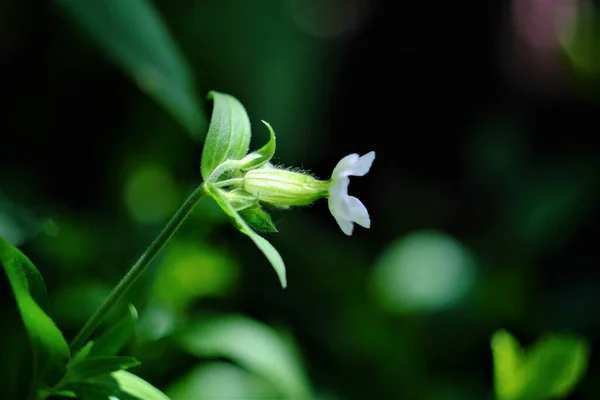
[243,168,329,206]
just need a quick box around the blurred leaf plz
[206,184,286,288]
[0,237,70,387]
[561,4,600,79]
[167,362,281,400]
[153,241,238,311]
[178,314,312,399]
[88,304,138,359]
[124,163,179,224]
[72,341,94,366]
[112,370,171,400]
[523,335,589,399]
[0,298,34,399]
[65,356,140,382]
[200,91,251,180]
[51,372,168,400]
[54,0,205,138]
[491,330,589,400]
[58,373,138,400]
[241,120,277,171]
[491,330,525,400]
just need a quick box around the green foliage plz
[4,0,598,398]
[196,90,286,285]
[43,306,169,399]
[177,314,312,399]
[112,370,172,400]
[166,362,281,400]
[200,91,252,180]
[238,205,278,233]
[491,330,589,400]
[206,184,286,288]
[52,371,170,400]
[87,305,138,359]
[54,0,205,138]
[0,237,70,394]
[63,356,141,382]
[240,120,277,171]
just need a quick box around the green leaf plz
[491,330,525,400]
[113,370,171,400]
[0,237,70,387]
[66,356,140,382]
[205,184,286,288]
[54,0,205,138]
[58,374,138,400]
[522,335,589,399]
[53,372,168,400]
[72,341,94,365]
[201,92,252,180]
[166,362,281,400]
[241,120,277,170]
[88,304,138,358]
[239,205,278,233]
[491,330,590,400]
[178,314,312,399]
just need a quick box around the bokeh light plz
[371,230,477,314]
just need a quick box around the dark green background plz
[1,0,600,398]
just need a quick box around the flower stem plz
[214,178,243,188]
[69,185,205,355]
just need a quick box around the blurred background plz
[1,0,600,398]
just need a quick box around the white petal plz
[328,196,354,235]
[331,153,359,178]
[329,176,350,200]
[350,151,375,177]
[347,196,370,228]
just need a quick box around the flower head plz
[327,151,375,236]
[218,150,375,236]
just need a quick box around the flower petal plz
[350,151,375,177]
[347,196,370,228]
[331,153,359,178]
[328,196,354,236]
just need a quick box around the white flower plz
[327,151,375,236]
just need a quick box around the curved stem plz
[214,178,243,188]
[69,185,205,355]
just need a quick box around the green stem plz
[69,185,205,355]
[214,178,243,188]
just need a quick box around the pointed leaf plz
[239,205,278,233]
[66,356,140,382]
[491,330,525,400]
[205,184,286,288]
[72,341,94,365]
[522,334,589,399]
[0,237,70,386]
[201,92,252,180]
[113,370,171,400]
[54,0,205,138]
[241,120,276,170]
[491,330,590,400]
[178,314,312,399]
[89,304,138,358]
[58,374,139,400]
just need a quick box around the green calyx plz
[242,168,329,207]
